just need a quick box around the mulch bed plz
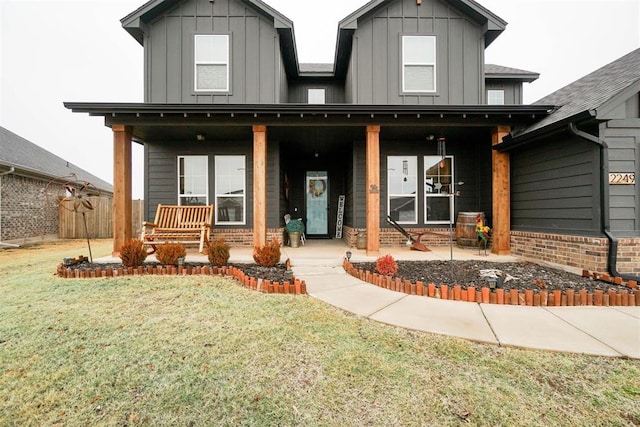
[61,259,289,282]
[56,259,304,294]
[348,260,639,307]
[352,260,630,293]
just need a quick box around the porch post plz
[112,124,133,255]
[492,126,511,255]
[253,125,267,248]
[366,125,381,255]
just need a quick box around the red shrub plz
[118,239,147,267]
[375,254,398,276]
[253,238,281,267]
[207,238,230,267]
[155,242,187,266]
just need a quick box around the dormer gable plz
[120,0,515,105]
[121,0,301,103]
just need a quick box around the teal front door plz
[306,171,328,235]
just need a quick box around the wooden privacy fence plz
[59,198,144,239]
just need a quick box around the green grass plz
[1,240,639,426]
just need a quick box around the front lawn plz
[1,240,639,426]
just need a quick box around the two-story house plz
[65,0,639,278]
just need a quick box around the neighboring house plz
[496,48,640,277]
[65,0,638,277]
[0,126,113,245]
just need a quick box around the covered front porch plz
[64,103,551,257]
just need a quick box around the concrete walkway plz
[102,240,640,358]
[280,241,640,359]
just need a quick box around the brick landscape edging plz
[343,260,639,307]
[56,263,308,295]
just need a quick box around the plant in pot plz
[285,219,305,248]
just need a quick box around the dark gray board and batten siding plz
[145,0,285,104]
[145,140,284,230]
[602,121,640,236]
[485,80,523,105]
[345,0,485,105]
[348,136,494,230]
[510,134,602,236]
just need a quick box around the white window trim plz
[178,155,209,206]
[214,155,246,226]
[194,34,230,93]
[387,156,418,224]
[487,89,505,105]
[402,35,437,94]
[308,88,326,104]
[424,155,455,225]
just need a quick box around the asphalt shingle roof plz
[485,64,539,82]
[299,63,334,73]
[518,47,640,136]
[0,126,113,192]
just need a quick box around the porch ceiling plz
[64,102,554,144]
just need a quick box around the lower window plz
[215,155,246,225]
[424,155,454,224]
[387,156,417,224]
[178,155,208,206]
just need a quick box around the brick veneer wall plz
[342,225,453,248]
[342,226,360,247]
[212,228,285,246]
[380,226,453,247]
[511,231,640,275]
[1,174,58,241]
[615,238,640,275]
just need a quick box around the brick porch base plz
[511,231,640,275]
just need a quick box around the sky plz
[1,0,639,199]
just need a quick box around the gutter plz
[567,123,640,282]
[0,166,15,177]
[494,110,593,152]
[0,167,20,248]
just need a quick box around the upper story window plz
[402,35,436,93]
[487,89,505,105]
[308,89,326,104]
[178,156,208,206]
[194,34,229,92]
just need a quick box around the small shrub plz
[207,238,230,267]
[253,238,281,267]
[118,239,147,267]
[375,254,398,276]
[155,242,187,266]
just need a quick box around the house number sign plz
[609,173,635,185]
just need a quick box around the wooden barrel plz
[455,212,484,247]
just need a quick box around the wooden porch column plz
[366,125,381,255]
[112,125,133,255]
[253,125,267,248]
[492,126,511,255]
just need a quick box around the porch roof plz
[65,102,553,143]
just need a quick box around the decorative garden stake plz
[47,174,102,263]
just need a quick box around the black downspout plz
[568,123,640,282]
